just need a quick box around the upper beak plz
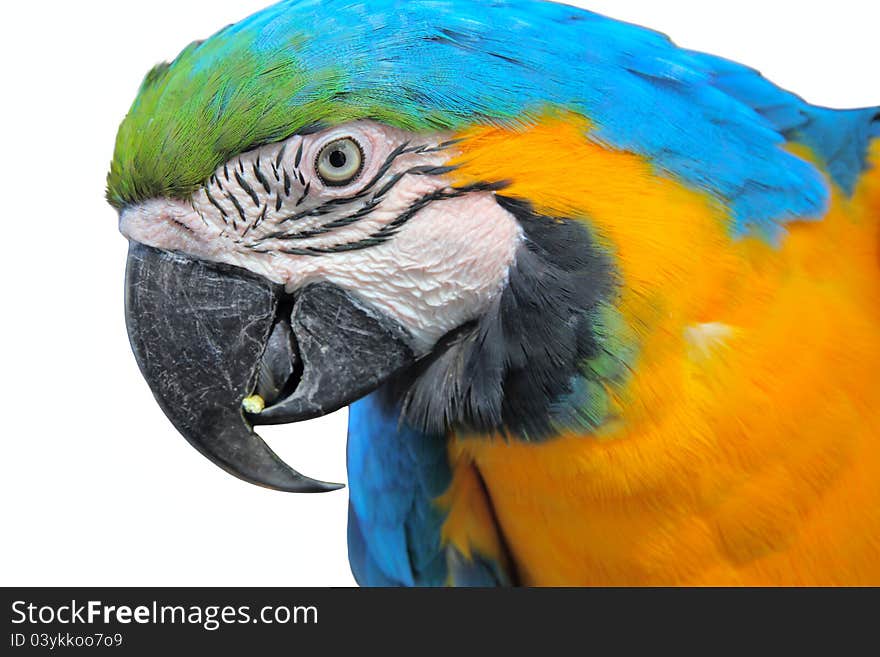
[124,243,415,493]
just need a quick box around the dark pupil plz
[329,150,347,168]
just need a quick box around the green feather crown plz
[106,2,450,209]
[107,28,361,209]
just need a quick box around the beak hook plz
[125,243,343,493]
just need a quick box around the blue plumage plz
[165,0,877,241]
[694,51,879,195]
[206,0,879,583]
[347,392,451,587]
[348,393,510,586]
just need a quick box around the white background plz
[0,1,876,587]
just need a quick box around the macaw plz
[108,0,880,586]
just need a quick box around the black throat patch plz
[381,195,619,441]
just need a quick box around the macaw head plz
[109,0,830,492]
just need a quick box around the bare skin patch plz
[120,121,523,353]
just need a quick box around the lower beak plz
[124,243,415,493]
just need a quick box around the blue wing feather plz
[346,392,452,587]
[692,51,880,195]
[347,392,509,586]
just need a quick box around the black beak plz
[124,243,415,493]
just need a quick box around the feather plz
[106,0,878,241]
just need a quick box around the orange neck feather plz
[441,120,880,585]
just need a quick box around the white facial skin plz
[120,121,523,354]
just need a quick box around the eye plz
[315,137,364,186]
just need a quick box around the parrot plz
[108,0,880,586]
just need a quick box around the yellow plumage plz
[441,119,880,585]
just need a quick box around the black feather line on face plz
[380,196,617,441]
[204,186,229,225]
[257,156,465,245]
[274,143,287,171]
[229,136,463,252]
[253,162,272,195]
[224,191,247,230]
[235,170,261,207]
[274,183,497,256]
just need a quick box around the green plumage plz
[107,1,475,208]
[108,33,337,208]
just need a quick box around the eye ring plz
[315,137,364,187]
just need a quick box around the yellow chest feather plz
[444,123,880,585]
